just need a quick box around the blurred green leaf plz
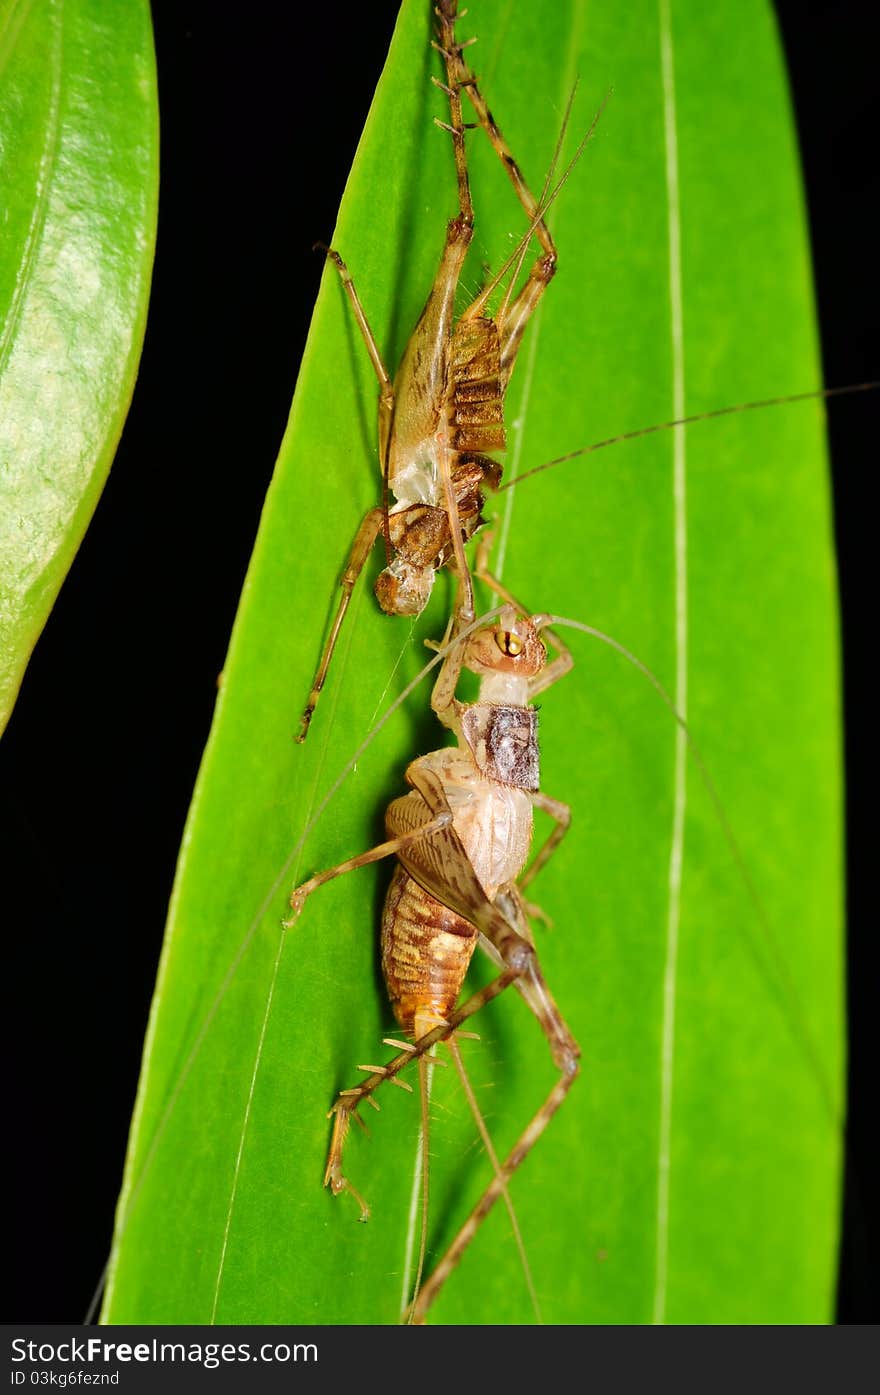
[103,0,842,1324]
[0,0,158,732]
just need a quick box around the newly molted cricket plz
[287,578,579,1322]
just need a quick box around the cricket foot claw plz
[324,1097,371,1219]
[324,1160,370,1221]
[283,886,309,927]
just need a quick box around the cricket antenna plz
[499,381,880,491]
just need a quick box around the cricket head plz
[374,556,435,617]
[464,606,546,679]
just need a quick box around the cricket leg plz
[285,808,457,925]
[520,791,572,899]
[438,2,555,260]
[433,0,475,230]
[403,888,579,1325]
[447,24,605,389]
[295,506,384,741]
[316,244,395,432]
[443,1033,543,1324]
[325,929,568,1226]
[425,1,483,629]
[393,924,580,1326]
[491,90,609,388]
[438,430,475,631]
[427,583,473,739]
[324,967,523,1216]
[437,0,560,377]
[410,1051,578,1322]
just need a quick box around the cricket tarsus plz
[288,596,580,1323]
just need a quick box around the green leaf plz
[103,0,842,1324]
[0,0,158,733]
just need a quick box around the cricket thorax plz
[461,702,540,791]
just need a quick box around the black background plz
[1,1,876,1323]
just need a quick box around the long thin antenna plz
[498,381,880,491]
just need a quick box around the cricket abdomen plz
[451,315,506,455]
[381,864,478,1038]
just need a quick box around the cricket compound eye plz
[495,627,523,657]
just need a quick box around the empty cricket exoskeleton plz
[296,0,599,740]
[286,561,581,1322]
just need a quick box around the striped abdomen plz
[381,864,478,1039]
[451,316,505,456]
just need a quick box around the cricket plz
[99,0,858,1325]
[287,545,582,1321]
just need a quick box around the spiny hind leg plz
[437,2,556,261]
[407,894,580,1323]
[474,85,607,386]
[325,1016,541,1326]
[433,1,475,229]
[410,1056,578,1323]
[324,969,521,1216]
[437,1,559,378]
[394,923,580,1323]
[428,3,480,628]
[323,1033,423,1220]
